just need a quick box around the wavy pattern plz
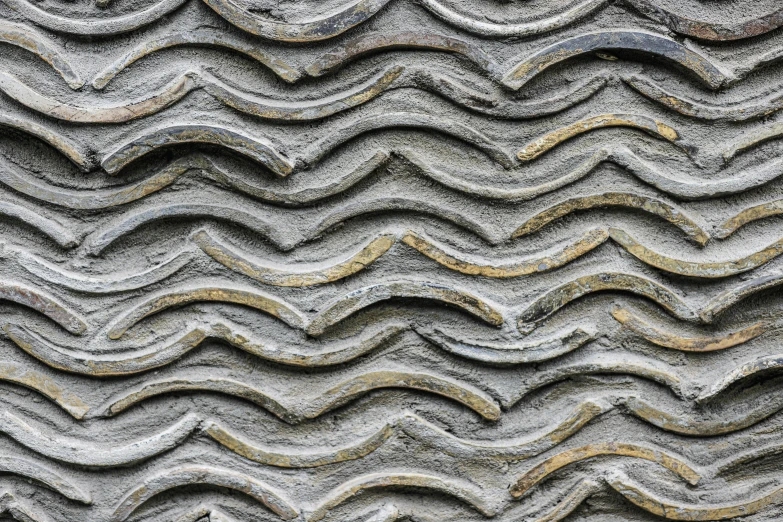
[111,465,298,521]
[4,3,783,521]
[5,323,406,375]
[516,272,697,333]
[93,370,502,421]
[503,30,732,90]
[509,442,700,498]
[608,473,783,521]
[7,0,783,44]
[309,472,497,522]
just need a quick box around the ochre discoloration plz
[612,307,767,352]
[510,442,700,498]
[512,192,709,246]
[516,114,686,161]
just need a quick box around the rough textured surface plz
[1,0,783,520]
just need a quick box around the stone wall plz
[0,0,782,520]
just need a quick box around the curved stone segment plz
[91,29,302,89]
[13,247,194,294]
[201,0,390,42]
[0,201,77,248]
[699,356,783,403]
[509,442,700,498]
[516,273,697,333]
[0,362,90,419]
[621,396,783,436]
[0,115,90,172]
[511,192,709,246]
[308,472,497,522]
[2,0,188,35]
[0,411,200,467]
[527,479,601,522]
[0,457,91,504]
[306,281,504,336]
[93,371,502,422]
[0,21,82,88]
[5,323,406,375]
[724,122,783,162]
[307,197,505,246]
[700,272,783,323]
[416,327,596,365]
[516,114,689,161]
[714,199,783,239]
[83,203,295,255]
[402,228,609,277]
[512,355,686,403]
[0,282,86,335]
[304,31,499,78]
[192,229,397,287]
[608,473,783,521]
[101,125,293,177]
[107,286,306,339]
[0,71,197,124]
[611,307,768,352]
[110,465,299,522]
[608,228,783,278]
[298,112,515,169]
[624,75,783,121]
[419,0,607,38]
[502,30,732,90]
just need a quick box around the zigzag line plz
[101,281,502,340]
[111,465,299,522]
[92,370,502,422]
[82,198,500,255]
